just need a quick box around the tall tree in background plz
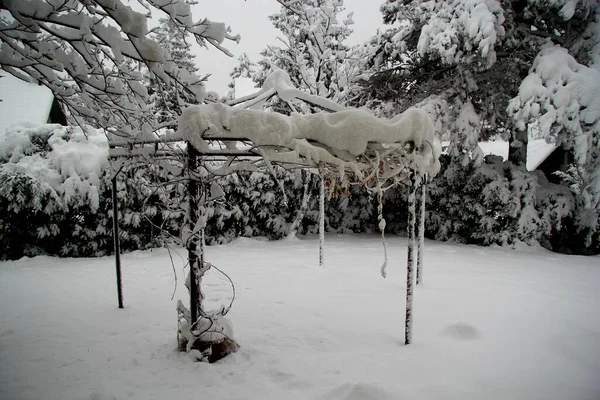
[149,9,202,126]
[363,0,597,166]
[227,53,256,99]
[240,0,360,238]
[255,0,357,111]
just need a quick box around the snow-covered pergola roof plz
[110,68,442,186]
[178,103,441,182]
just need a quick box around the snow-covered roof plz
[478,140,557,171]
[0,73,55,135]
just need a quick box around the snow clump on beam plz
[178,103,441,180]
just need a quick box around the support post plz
[405,174,418,345]
[111,175,124,309]
[187,144,200,326]
[416,176,426,285]
[319,171,325,266]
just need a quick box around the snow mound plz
[320,382,399,400]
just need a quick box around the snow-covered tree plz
[227,53,256,99]
[148,9,202,125]
[254,0,357,110]
[0,0,239,138]
[509,44,600,245]
[354,0,599,253]
[365,0,597,165]
[244,0,360,237]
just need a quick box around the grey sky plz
[190,1,385,95]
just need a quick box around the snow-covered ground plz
[1,235,599,400]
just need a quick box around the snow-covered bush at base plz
[0,123,187,259]
[423,154,580,251]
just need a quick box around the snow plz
[1,235,599,400]
[234,78,257,98]
[179,103,441,179]
[0,73,55,135]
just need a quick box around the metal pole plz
[111,175,124,309]
[405,174,418,345]
[187,144,199,326]
[319,171,325,266]
[416,177,426,285]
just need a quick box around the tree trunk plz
[111,174,124,309]
[405,174,418,345]
[187,144,201,325]
[508,125,528,166]
[288,170,312,239]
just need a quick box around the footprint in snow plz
[442,322,480,340]
[320,382,398,400]
[88,391,118,400]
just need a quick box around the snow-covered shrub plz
[324,180,378,234]
[0,124,111,259]
[425,155,542,246]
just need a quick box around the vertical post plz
[405,174,418,345]
[111,174,124,309]
[319,171,325,266]
[416,176,426,285]
[187,144,199,326]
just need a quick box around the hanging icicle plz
[378,182,388,278]
[374,152,388,279]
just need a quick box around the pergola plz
[108,69,440,362]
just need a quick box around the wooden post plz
[319,171,325,266]
[405,174,418,345]
[111,175,124,309]
[187,144,200,326]
[416,177,426,285]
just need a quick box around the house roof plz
[442,138,557,171]
[478,139,557,171]
[0,72,55,134]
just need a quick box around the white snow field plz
[1,235,599,400]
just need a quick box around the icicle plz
[375,151,388,279]
[378,184,388,278]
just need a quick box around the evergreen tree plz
[149,12,202,126]
[254,0,356,111]
[364,0,597,166]
[227,53,257,100]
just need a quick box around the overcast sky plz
[188,0,385,95]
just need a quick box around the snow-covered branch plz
[0,0,238,138]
